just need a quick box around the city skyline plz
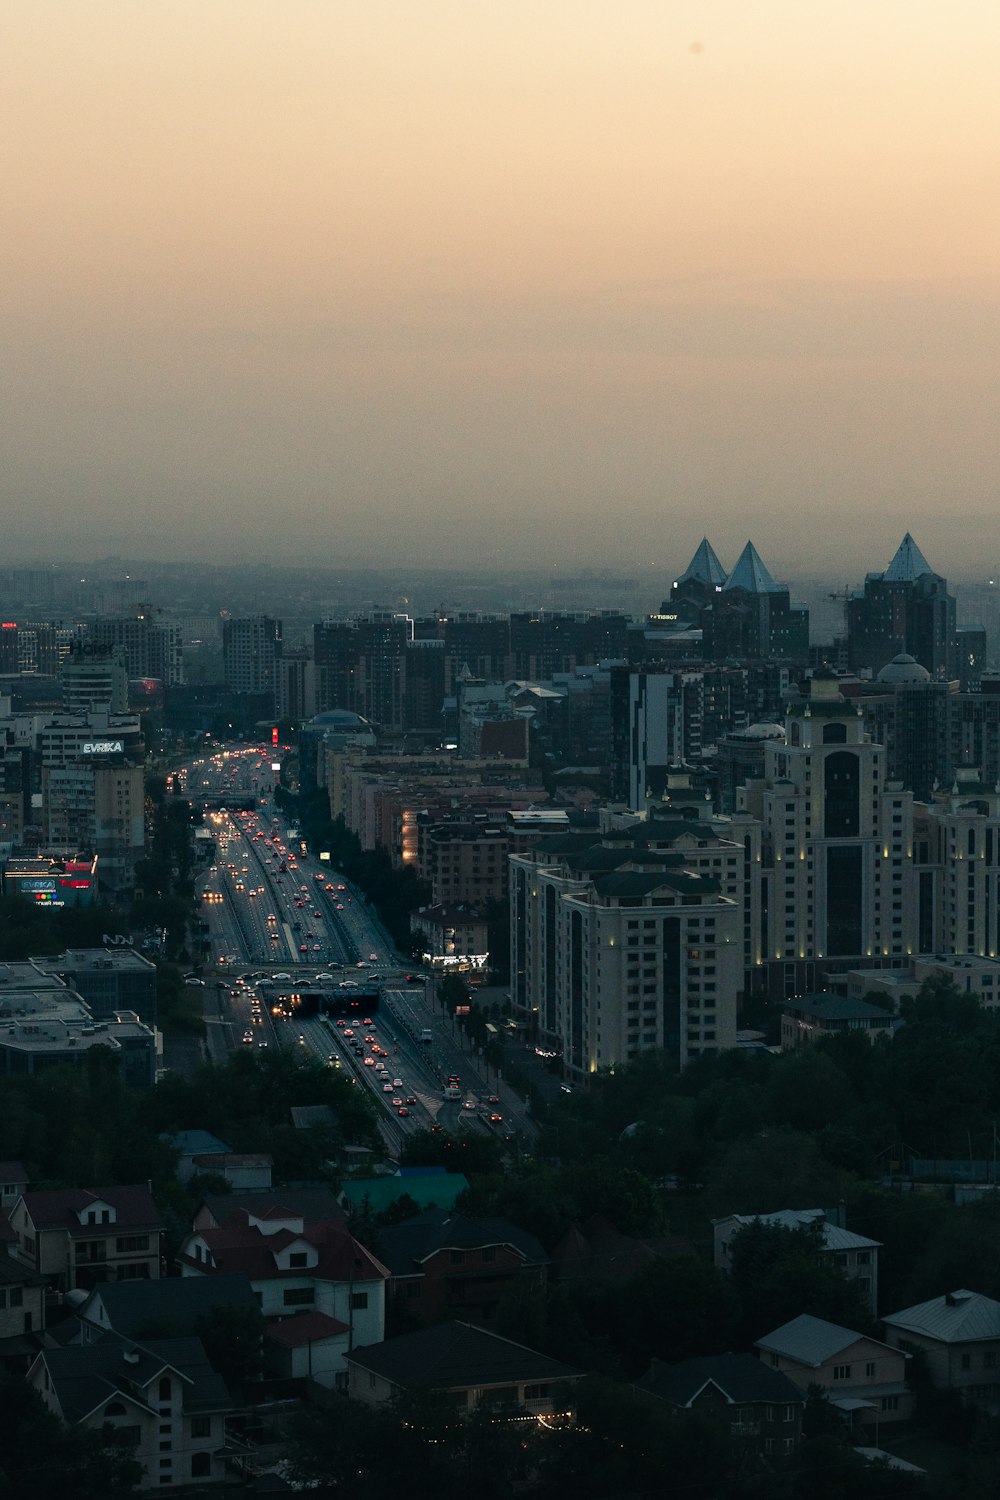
[4,3,999,575]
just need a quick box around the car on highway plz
[404,1096,417,1105]
[382,1083,394,1093]
[364,1057,375,1067]
[397,1107,409,1117]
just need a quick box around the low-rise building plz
[713,1209,880,1314]
[28,1331,233,1490]
[377,1209,547,1329]
[11,1184,163,1293]
[755,1314,912,1427]
[0,1254,47,1368]
[634,1353,805,1457]
[780,994,899,1051]
[265,1310,350,1389]
[33,947,158,1029]
[177,1202,386,1368]
[76,1271,260,1346]
[883,1289,1000,1410]
[410,904,490,975]
[347,1319,581,1418]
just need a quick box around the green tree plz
[727,1220,874,1346]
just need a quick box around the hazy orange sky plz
[3,1,1000,580]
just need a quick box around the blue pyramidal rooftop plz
[722,541,783,595]
[883,532,935,583]
[676,538,727,589]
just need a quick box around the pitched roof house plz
[377,1209,547,1328]
[11,1184,163,1293]
[346,1319,581,1418]
[178,1208,387,1370]
[28,1331,234,1490]
[713,1208,880,1312]
[635,1354,805,1457]
[883,1289,1000,1409]
[756,1314,912,1426]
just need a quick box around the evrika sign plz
[82,740,124,755]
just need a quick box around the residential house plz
[755,1314,912,1427]
[883,1289,1000,1410]
[188,1154,273,1192]
[29,1331,234,1490]
[377,1209,548,1328]
[177,1205,387,1370]
[193,1186,344,1234]
[0,1160,28,1210]
[634,1354,805,1457]
[347,1319,581,1418]
[0,1254,47,1371]
[76,1271,260,1345]
[713,1209,880,1313]
[162,1131,233,1186]
[11,1185,163,1293]
[264,1310,351,1389]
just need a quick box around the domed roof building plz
[876,653,931,686]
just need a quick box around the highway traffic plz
[177,746,534,1153]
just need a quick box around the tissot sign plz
[82,740,124,755]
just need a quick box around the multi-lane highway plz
[179,746,535,1152]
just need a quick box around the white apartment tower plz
[510,803,742,1078]
[738,670,917,998]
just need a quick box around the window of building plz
[190,1416,211,1439]
[350,1292,369,1310]
[288,1252,308,1268]
[833,1365,851,1380]
[283,1288,314,1308]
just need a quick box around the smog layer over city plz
[3,5,1000,1498]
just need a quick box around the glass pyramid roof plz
[722,541,783,594]
[883,532,934,582]
[676,538,727,588]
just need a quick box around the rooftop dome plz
[742,722,786,740]
[876,653,931,685]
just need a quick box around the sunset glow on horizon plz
[4,0,1000,578]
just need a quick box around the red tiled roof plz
[20,1185,164,1234]
[265,1311,349,1347]
[182,1216,387,1285]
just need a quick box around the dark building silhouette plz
[702,542,809,662]
[667,536,728,622]
[846,533,957,680]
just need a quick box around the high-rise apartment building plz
[356,612,412,732]
[90,607,184,686]
[222,616,282,697]
[61,644,129,715]
[737,671,917,997]
[510,800,743,1076]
